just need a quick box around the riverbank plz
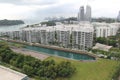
[11,47,49,61]
[0,38,97,59]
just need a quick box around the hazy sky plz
[0,0,120,21]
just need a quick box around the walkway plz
[11,47,49,61]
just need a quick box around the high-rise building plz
[78,5,91,22]
[78,6,85,22]
[80,6,85,21]
[85,5,91,22]
[117,11,120,22]
[77,12,80,22]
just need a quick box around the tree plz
[23,64,34,76]
[95,37,117,47]
[55,31,57,40]
[0,19,24,26]
[41,21,56,26]
[10,57,18,67]
[0,42,76,79]
[56,61,76,77]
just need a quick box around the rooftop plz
[0,65,28,80]
[93,43,112,51]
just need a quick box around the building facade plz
[85,5,91,22]
[78,6,85,22]
[56,28,70,48]
[72,24,94,50]
[117,11,120,22]
[93,22,120,37]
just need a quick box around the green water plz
[25,46,95,60]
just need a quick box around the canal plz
[25,45,95,60]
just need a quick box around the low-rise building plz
[93,43,112,51]
[0,65,29,80]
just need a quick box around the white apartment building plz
[0,31,21,40]
[72,23,94,50]
[12,31,21,40]
[40,29,47,44]
[21,29,31,42]
[20,27,55,44]
[93,22,120,37]
[94,23,110,37]
[109,23,119,36]
[46,28,55,44]
[4,31,13,39]
[40,27,55,45]
[30,30,39,43]
[56,27,70,48]
[0,23,94,51]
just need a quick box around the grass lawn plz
[46,56,119,80]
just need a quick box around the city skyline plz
[0,0,120,21]
[78,5,91,22]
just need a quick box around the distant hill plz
[45,17,117,23]
[0,19,24,26]
[92,18,116,23]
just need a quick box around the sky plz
[0,0,120,22]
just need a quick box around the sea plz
[0,19,42,32]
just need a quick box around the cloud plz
[90,0,120,17]
[31,2,80,21]
[22,0,58,5]
[0,0,18,4]
[0,0,59,5]
[0,0,119,22]
[0,3,38,19]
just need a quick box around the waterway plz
[0,24,26,32]
[25,46,95,60]
[0,19,41,32]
